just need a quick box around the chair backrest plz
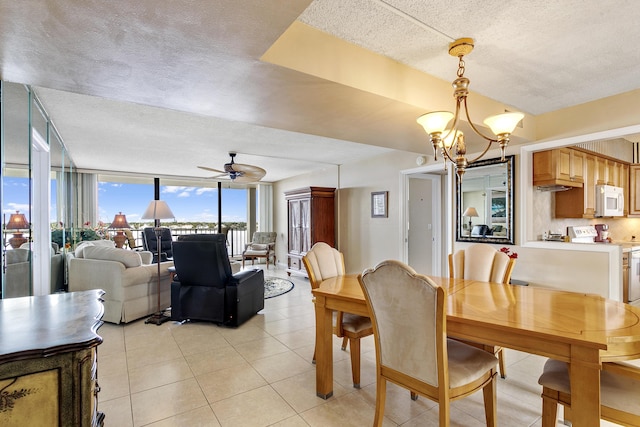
[178,233,224,242]
[359,260,446,388]
[142,227,173,256]
[171,234,231,287]
[251,231,276,245]
[302,242,345,289]
[124,229,138,249]
[449,243,515,284]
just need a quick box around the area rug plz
[264,277,294,299]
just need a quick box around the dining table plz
[312,274,640,427]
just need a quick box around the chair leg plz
[482,374,497,427]
[349,337,361,388]
[341,336,348,351]
[541,393,559,427]
[498,347,506,379]
[410,391,418,401]
[373,377,386,427]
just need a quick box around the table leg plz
[569,346,601,426]
[314,295,333,399]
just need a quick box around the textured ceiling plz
[1,0,639,182]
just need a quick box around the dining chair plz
[302,241,373,388]
[358,259,498,426]
[449,243,516,378]
[538,358,640,426]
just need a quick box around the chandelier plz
[417,38,524,178]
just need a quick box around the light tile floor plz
[98,265,622,426]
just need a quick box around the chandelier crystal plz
[417,38,524,178]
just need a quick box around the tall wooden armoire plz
[285,187,335,276]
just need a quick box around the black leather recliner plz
[142,227,173,262]
[170,233,264,326]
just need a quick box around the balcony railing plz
[128,227,248,257]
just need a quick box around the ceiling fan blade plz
[208,173,229,179]
[198,165,226,174]
[232,174,262,183]
[231,163,266,177]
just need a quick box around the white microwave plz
[595,185,624,217]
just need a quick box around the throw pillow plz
[74,241,94,258]
[83,246,142,268]
[6,248,30,264]
[250,243,268,251]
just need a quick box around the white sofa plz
[68,241,173,324]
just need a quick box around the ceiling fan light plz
[483,112,524,136]
[417,111,454,135]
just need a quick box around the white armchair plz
[242,231,276,268]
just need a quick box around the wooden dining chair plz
[538,358,640,426]
[302,242,373,388]
[449,244,516,378]
[358,260,498,426]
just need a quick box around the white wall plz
[273,151,417,274]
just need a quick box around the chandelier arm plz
[462,98,497,143]
[467,141,496,164]
[439,100,464,162]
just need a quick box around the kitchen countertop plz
[616,242,640,252]
[529,240,638,253]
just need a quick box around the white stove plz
[567,225,598,243]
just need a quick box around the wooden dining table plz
[312,274,640,426]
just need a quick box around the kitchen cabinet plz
[533,147,584,188]
[548,148,630,218]
[629,165,640,216]
[555,152,596,218]
[285,187,335,276]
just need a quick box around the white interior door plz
[407,174,442,276]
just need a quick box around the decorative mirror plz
[456,155,514,244]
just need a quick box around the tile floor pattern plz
[98,265,623,427]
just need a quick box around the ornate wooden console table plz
[0,290,105,426]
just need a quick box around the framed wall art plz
[371,191,388,218]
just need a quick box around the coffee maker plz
[594,223,609,242]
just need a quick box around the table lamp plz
[6,211,30,249]
[109,212,131,248]
[141,200,175,325]
[462,207,478,235]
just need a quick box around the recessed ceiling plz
[1,0,639,182]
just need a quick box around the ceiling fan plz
[198,152,266,183]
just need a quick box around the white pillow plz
[6,248,30,264]
[74,241,94,258]
[83,246,142,268]
[139,251,153,265]
[75,239,115,258]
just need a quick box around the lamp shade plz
[141,200,175,220]
[109,212,131,229]
[6,211,29,230]
[462,207,479,217]
[417,111,454,134]
[441,130,463,149]
[483,112,524,135]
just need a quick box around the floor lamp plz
[141,200,175,325]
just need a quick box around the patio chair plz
[242,231,276,268]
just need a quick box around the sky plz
[98,182,248,224]
[2,177,248,225]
